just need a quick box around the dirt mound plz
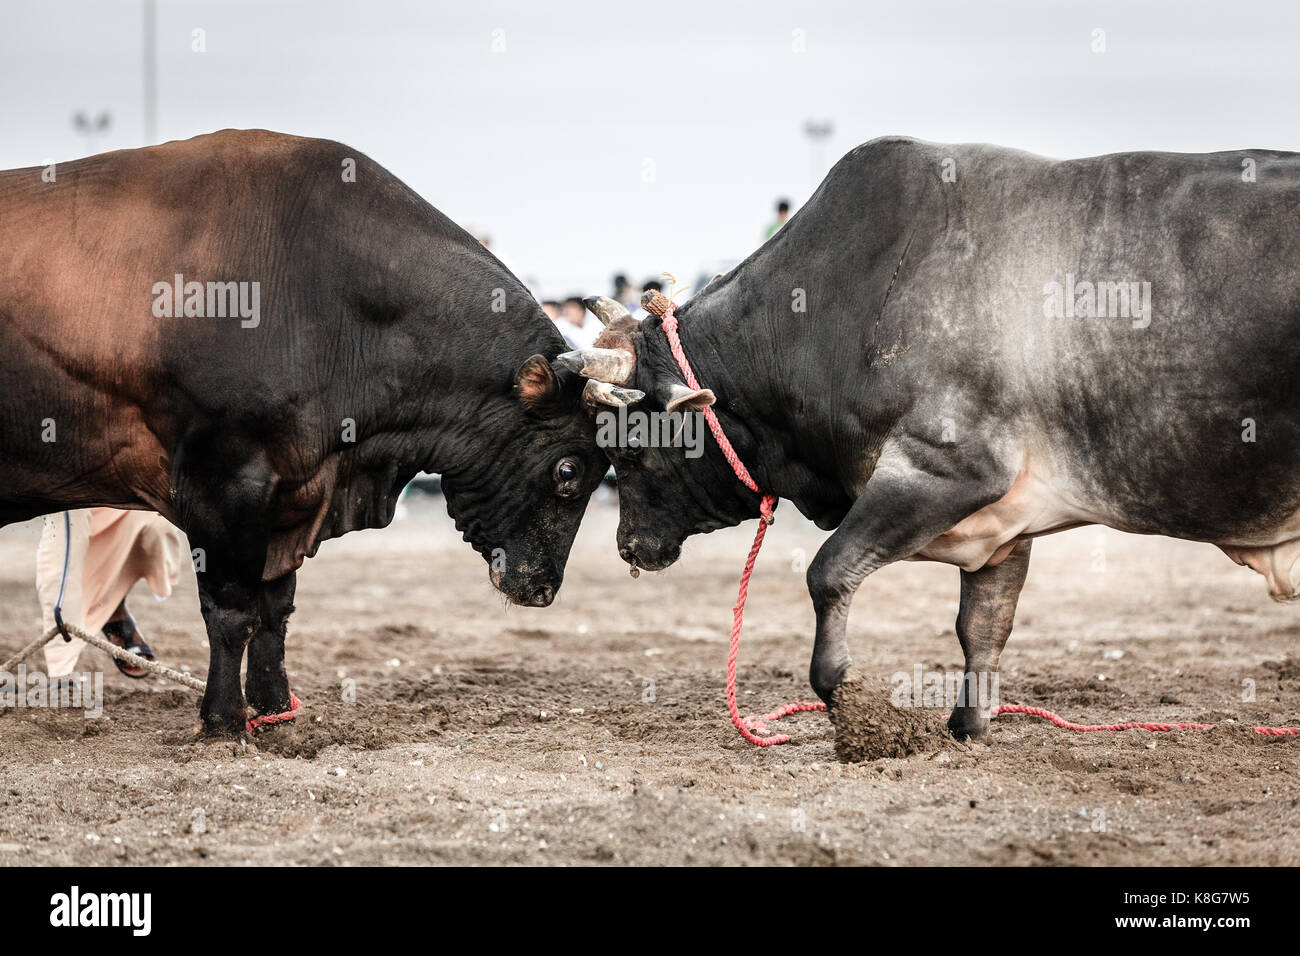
[830,673,942,762]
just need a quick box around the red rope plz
[659,302,1300,746]
[662,305,826,746]
[246,690,303,734]
[989,703,1300,736]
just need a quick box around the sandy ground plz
[1,490,1298,866]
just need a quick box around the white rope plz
[0,629,60,676]
[1,623,205,692]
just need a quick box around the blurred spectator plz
[612,274,643,312]
[612,274,631,305]
[557,296,602,349]
[765,198,791,239]
[541,299,561,321]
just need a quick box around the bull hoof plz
[946,708,991,741]
[245,683,292,720]
[198,705,250,739]
[811,660,852,709]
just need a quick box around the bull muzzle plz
[618,536,681,574]
[489,567,559,607]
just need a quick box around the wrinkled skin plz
[592,137,1300,739]
[0,130,606,734]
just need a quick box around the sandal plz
[101,614,155,679]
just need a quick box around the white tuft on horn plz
[583,379,645,407]
[583,295,633,326]
[556,347,636,384]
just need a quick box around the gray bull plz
[568,137,1300,738]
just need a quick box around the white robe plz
[36,509,185,677]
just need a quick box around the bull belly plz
[1217,509,1300,603]
[910,470,1088,571]
[911,471,1300,603]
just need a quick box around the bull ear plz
[662,382,715,413]
[515,354,558,410]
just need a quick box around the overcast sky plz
[3,0,1297,297]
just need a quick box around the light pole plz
[143,0,157,144]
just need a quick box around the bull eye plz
[554,457,580,486]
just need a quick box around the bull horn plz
[556,347,635,384]
[583,379,645,407]
[583,295,633,326]
[664,382,716,413]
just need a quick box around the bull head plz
[554,295,645,408]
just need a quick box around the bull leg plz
[245,570,297,717]
[194,564,262,735]
[806,459,1010,707]
[174,446,277,736]
[948,538,1032,739]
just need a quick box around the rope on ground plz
[0,622,206,692]
[0,629,65,676]
[990,703,1300,736]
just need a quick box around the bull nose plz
[525,584,555,608]
[619,538,679,572]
